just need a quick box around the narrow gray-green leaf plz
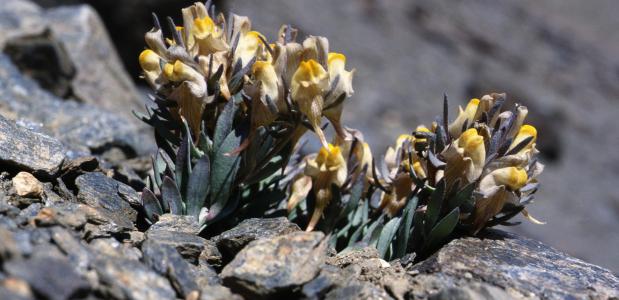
[141,188,162,222]
[377,216,401,258]
[425,179,446,234]
[424,207,460,254]
[213,98,238,151]
[447,182,476,212]
[393,195,419,258]
[162,176,183,215]
[206,130,241,221]
[175,128,191,198]
[186,155,210,218]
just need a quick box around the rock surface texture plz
[0,0,154,160]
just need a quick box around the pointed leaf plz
[213,98,238,151]
[446,182,476,211]
[377,216,401,258]
[186,155,211,218]
[425,179,446,234]
[207,130,242,221]
[423,207,460,254]
[175,128,191,198]
[393,194,419,259]
[141,188,162,222]
[162,176,183,214]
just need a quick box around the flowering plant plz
[136,1,544,258]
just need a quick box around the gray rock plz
[44,202,88,229]
[0,53,153,158]
[49,227,91,273]
[92,256,176,300]
[75,172,137,229]
[429,283,514,300]
[89,238,142,261]
[221,231,327,299]
[409,230,619,299]
[0,115,65,177]
[44,4,143,119]
[326,247,410,300]
[199,240,223,270]
[214,217,300,260]
[3,255,91,300]
[0,227,21,260]
[0,0,46,47]
[0,276,35,300]
[324,282,394,300]
[148,214,200,234]
[145,229,206,264]
[199,285,243,300]
[142,239,217,298]
[301,264,360,299]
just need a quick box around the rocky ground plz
[0,0,618,299]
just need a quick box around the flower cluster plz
[136,2,544,260]
[379,94,543,237]
[138,2,354,146]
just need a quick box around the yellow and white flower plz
[291,59,330,147]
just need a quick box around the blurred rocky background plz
[11,0,619,272]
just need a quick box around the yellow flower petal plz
[192,16,216,39]
[449,98,480,136]
[506,124,537,155]
[494,167,528,191]
[138,49,160,72]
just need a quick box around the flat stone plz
[142,239,214,298]
[89,238,141,261]
[11,172,43,198]
[0,115,65,177]
[3,255,91,300]
[410,230,619,299]
[429,283,515,300]
[214,217,300,260]
[75,172,137,229]
[145,229,206,264]
[148,214,200,234]
[221,231,327,299]
[301,264,361,299]
[0,54,154,158]
[0,277,34,300]
[199,285,243,300]
[0,0,45,47]
[324,282,394,300]
[92,256,176,300]
[0,227,21,260]
[44,5,144,119]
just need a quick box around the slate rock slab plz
[75,172,137,229]
[409,230,619,299]
[142,239,224,298]
[3,255,91,300]
[214,217,300,260]
[92,256,176,300]
[0,115,65,177]
[324,282,393,300]
[221,231,327,299]
[148,214,200,234]
[44,5,143,118]
[0,53,154,158]
[145,229,206,264]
